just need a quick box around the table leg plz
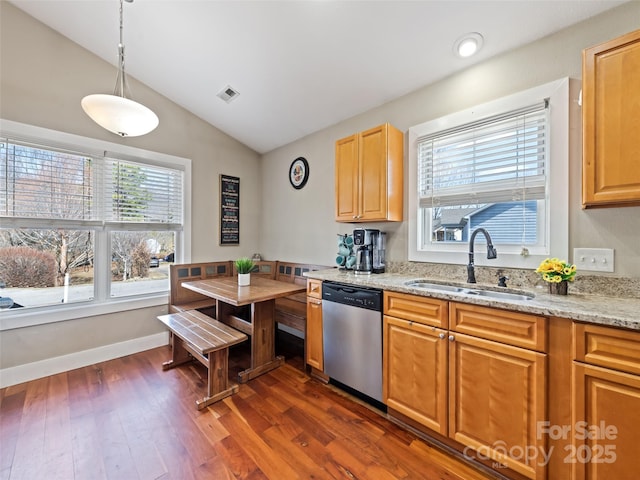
[238,299,284,383]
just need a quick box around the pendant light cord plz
[114,0,130,99]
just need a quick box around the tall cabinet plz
[305,279,323,372]
[582,29,640,208]
[335,123,404,222]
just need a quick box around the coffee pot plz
[353,229,385,274]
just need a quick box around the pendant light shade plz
[81,0,158,137]
[81,94,158,137]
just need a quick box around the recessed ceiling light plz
[454,32,484,58]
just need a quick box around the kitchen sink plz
[404,280,534,301]
[404,281,466,293]
[463,289,535,301]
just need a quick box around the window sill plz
[0,293,169,332]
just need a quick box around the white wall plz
[0,2,262,375]
[259,2,640,278]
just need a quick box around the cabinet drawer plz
[306,279,322,299]
[384,291,447,328]
[574,322,640,375]
[450,302,547,352]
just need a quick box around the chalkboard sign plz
[220,175,240,245]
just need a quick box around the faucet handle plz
[497,275,509,287]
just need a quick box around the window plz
[408,79,571,269]
[0,120,190,327]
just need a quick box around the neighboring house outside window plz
[0,120,191,329]
[408,79,571,270]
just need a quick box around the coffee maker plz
[353,229,386,274]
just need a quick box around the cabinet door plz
[449,332,547,480]
[383,315,448,435]
[582,29,640,207]
[306,297,323,370]
[572,362,640,480]
[359,124,389,221]
[335,134,359,221]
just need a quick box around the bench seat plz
[157,309,247,409]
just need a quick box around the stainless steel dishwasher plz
[322,281,384,409]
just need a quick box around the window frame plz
[408,78,570,270]
[0,119,192,331]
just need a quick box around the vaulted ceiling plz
[9,0,628,153]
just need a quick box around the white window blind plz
[104,157,183,227]
[0,140,98,221]
[1,140,183,228]
[418,101,548,208]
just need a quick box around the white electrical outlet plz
[573,248,615,272]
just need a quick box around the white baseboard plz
[0,331,169,389]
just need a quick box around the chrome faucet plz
[467,228,497,283]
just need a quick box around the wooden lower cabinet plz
[305,295,323,371]
[383,293,548,479]
[572,363,640,479]
[383,315,448,435]
[305,279,323,372]
[572,322,640,479]
[449,332,547,480]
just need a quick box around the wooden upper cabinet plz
[335,134,359,221]
[582,29,640,208]
[335,123,404,222]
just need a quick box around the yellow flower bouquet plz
[535,258,577,283]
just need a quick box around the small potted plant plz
[235,257,255,286]
[535,257,577,295]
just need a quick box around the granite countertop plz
[305,268,640,331]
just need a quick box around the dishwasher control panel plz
[322,281,382,312]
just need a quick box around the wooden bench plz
[169,259,329,338]
[169,261,233,315]
[157,310,247,409]
[274,262,329,335]
[233,260,278,279]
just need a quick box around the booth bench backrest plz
[169,260,330,333]
[169,261,233,312]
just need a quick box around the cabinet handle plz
[449,335,455,342]
[438,333,445,339]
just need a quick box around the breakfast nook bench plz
[157,309,247,409]
[169,261,233,316]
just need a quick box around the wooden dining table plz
[181,276,306,383]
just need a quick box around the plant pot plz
[238,273,250,286]
[548,280,568,295]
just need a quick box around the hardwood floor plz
[1,333,497,480]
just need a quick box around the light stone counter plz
[305,268,640,331]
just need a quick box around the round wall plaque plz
[289,157,309,189]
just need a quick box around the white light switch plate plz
[573,248,615,272]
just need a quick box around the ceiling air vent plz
[216,85,240,103]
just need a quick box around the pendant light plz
[81,0,158,137]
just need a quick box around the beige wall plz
[0,2,261,369]
[1,2,639,374]
[259,2,640,278]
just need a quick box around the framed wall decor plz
[289,157,309,189]
[219,174,240,245]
